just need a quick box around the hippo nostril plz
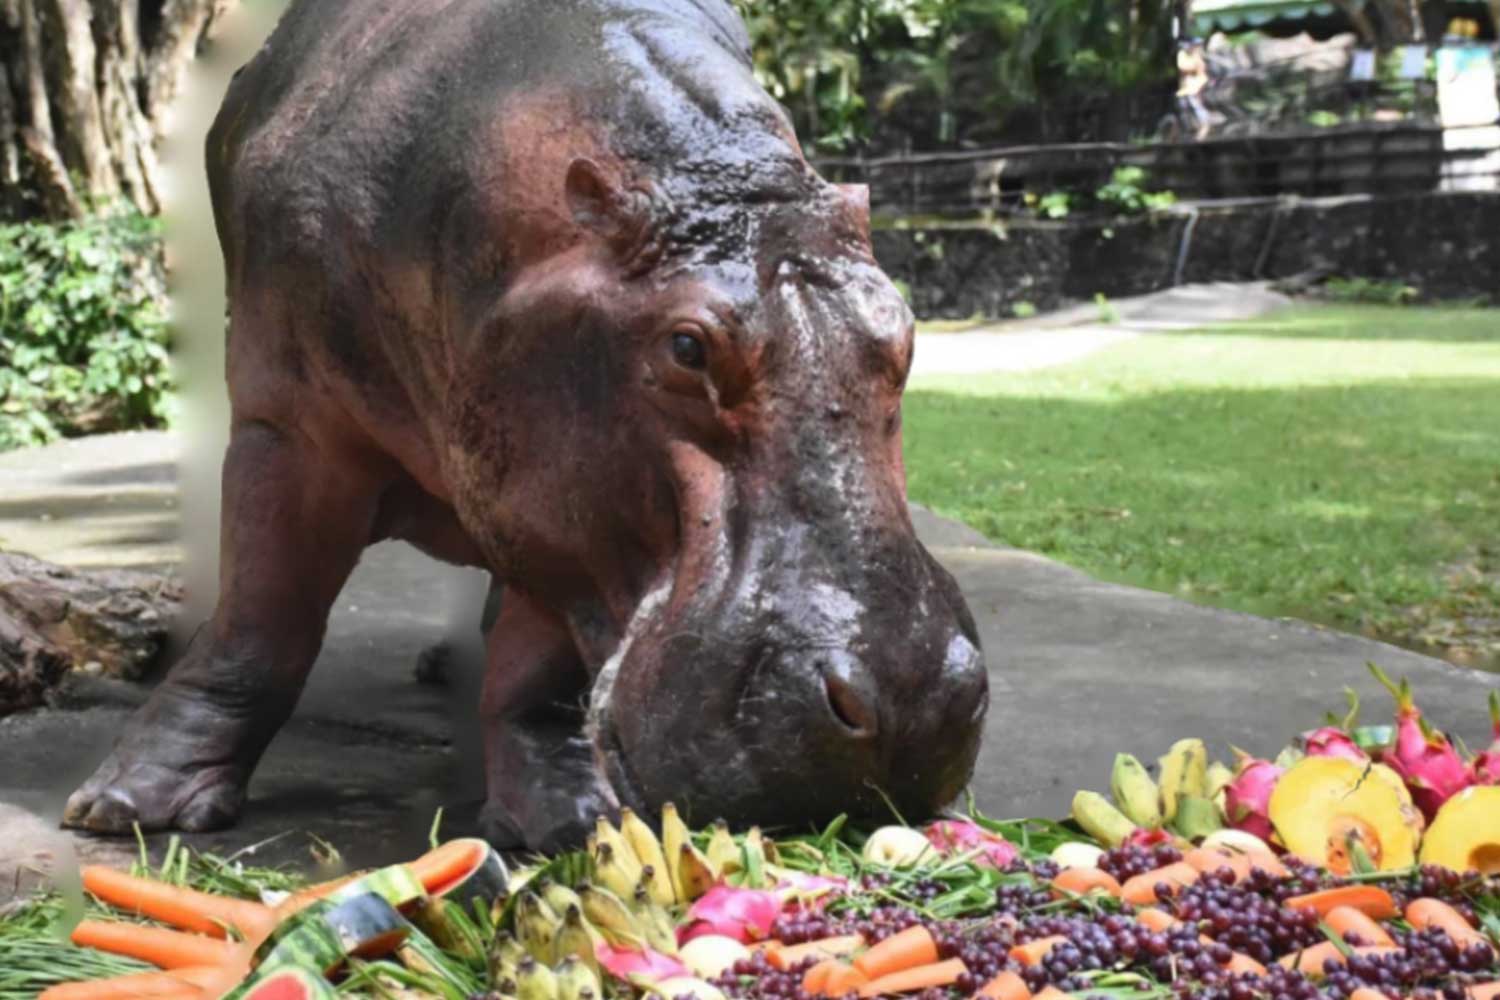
[818,657,879,738]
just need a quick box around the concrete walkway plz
[3,424,1496,890]
[911,281,1292,377]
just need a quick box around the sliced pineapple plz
[1268,757,1416,874]
[1419,786,1500,874]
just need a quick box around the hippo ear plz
[839,183,872,237]
[566,158,655,260]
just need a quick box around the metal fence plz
[813,122,1500,217]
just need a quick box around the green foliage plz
[1032,190,1074,219]
[1322,276,1419,306]
[733,0,1178,152]
[1094,166,1177,216]
[0,213,172,451]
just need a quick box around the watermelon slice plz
[409,839,509,912]
[326,864,428,913]
[255,892,411,974]
[226,967,339,1000]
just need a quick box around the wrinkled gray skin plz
[61,0,989,850]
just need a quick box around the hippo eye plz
[671,330,708,371]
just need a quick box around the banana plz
[539,879,585,919]
[1157,738,1208,823]
[517,958,561,1000]
[579,882,647,949]
[593,842,640,900]
[741,827,768,887]
[1206,761,1235,800]
[677,842,717,901]
[1172,796,1224,841]
[552,903,602,975]
[705,821,740,876]
[555,955,604,1000]
[595,816,645,880]
[661,802,692,901]
[633,884,681,955]
[1110,752,1163,830]
[489,932,528,986]
[621,808,677,906]
[1071,790,1138,848]
[516,891,563,964]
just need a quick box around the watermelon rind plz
[327,864,428,913]
[221,962,340,1000]
[432,838,510,912]
[254,892,411,973]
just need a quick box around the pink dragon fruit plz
[596,943,689,982]
[1123,828,1176,851]
[678,885,782,944]
[924,818,1019,869]
[1224,749,1283,841]
[1370,663,1474,821]
[1302,688,1368,763]
[1473,690,1500,786]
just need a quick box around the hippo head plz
[516,155,989,829]
[446,71,987,831]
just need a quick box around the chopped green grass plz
[903,305,1500,664]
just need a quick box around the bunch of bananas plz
[1069,738,1232,847]
[490,805,774,1000]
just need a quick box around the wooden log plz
[0,550,181,715]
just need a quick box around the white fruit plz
[861,826,936,867]
[653,978,728,1000]
[1202,829,1272,856]
[678,936,751,979]
[1049,842,1106,870]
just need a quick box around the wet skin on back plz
[62,0,990,850]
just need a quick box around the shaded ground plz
[907,304,1500,670]
[1,429,1496,895]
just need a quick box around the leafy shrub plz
[0,213,172,450]
[1095,166,1176,216]
[1322,276,1418,306]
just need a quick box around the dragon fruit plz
[924,818,1019,869]
[1370,663,1474,821]
[1224,749,1283,841]
[597,943,689,982]
[1303,688,1369,763]
[678,885,782,944]
[1473,691,1500,786]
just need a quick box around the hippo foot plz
[63,682,254,834]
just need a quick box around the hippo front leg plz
[479,589,617,852]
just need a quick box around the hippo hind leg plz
[479,589,616,852]
[63,420,382,833]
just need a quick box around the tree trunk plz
[0,551,181,716]
[0,0,231,221]
[1331,0,1383,46]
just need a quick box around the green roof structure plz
[1192,0,1339,34]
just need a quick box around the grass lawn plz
[903,304,1500,668]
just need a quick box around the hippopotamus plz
[62,0,989,850]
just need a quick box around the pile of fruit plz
[2,666,1495,1000]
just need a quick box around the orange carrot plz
[81,867,275,941]
[857,959,967,998]
[1467,983,1500,1000]
[1121,863,1200,905]
[975,970,1032,1000]
[1133,908,1180,934]
[803,959,841,996]
[1033,989,1073,1000]
[1283,886,1397,921]
[1276,941,1347,976]
[822,963,871,997]
[1325,905,1395,948]
[1225,953,1266,976]
[70,920,241,970]
[1049,868,1123,899]
[1406,898,1488,948]
[772,935,867,971]
[1184,849,1251,883]
[1349,989,1396,1000]
[1008,936,1067,967]
[38,966,227,1000]
[852,926,940,981]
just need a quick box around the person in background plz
[1177,37,1212,139]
